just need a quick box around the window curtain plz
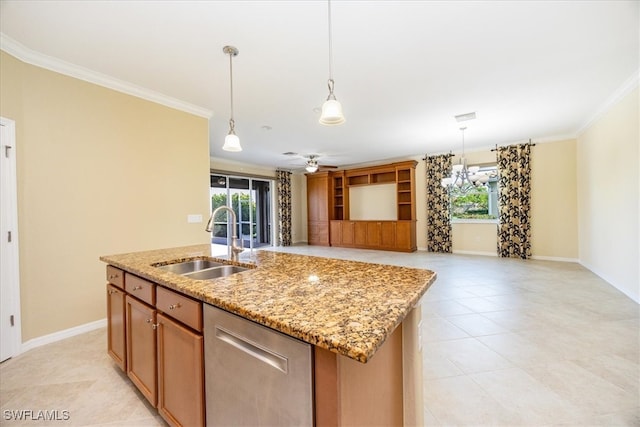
[496,143,532,259]
[276,170,292,246]
[425,154,452,253]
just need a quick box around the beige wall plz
[0,52,210,341]
[577,86,639,303]
[530,139,578,259]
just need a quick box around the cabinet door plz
[157,313,204,427]
[342,221,355,245]
[354,222,368,246]
[330,221,342,246]
[380,222,396,248]
[367,222,382,246]
[107,284,126,371]
[126,295,157,407]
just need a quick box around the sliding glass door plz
[210,174,273,251]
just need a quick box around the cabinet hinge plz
[7,231,11,243]
[10,315,14,327]
[4,145,11,158]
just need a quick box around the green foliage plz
[451,186,496,220]
[210,193,256,237]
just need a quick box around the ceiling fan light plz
[223,132,242,152]
[305,165,319,173]
[319,99,345,125]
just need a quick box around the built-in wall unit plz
[307,160,418,252]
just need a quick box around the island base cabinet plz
[314,325,404,426]
[157,313,204,427]
[107,284,126,371]
[126,295,157,407]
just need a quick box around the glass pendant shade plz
[319,98,345,125]
[223,132,241,152]
[305,165,319,173]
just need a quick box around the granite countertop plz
[100,244,436,363]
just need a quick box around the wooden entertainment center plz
[306,160,417,252]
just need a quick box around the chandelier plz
[441,127,491,192]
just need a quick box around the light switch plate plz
[187,214,203,223]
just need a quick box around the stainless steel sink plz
[183,265,249,280]
[156,259,225,274]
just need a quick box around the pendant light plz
[222,45,242,152]
[319,0,345,125]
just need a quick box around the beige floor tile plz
[423,375,521,426]
[444,313,508,336]
[456,296,506,313]
[423,337,513,375]
[470,367,584,425]
[524,360,638,416]
[420,315,470,342]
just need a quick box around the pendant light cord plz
[327,0,334,93]
[228,50,235,130]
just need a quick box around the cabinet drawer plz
[156,286,202,332]
[106,266,124,289]
[125,273,156,305]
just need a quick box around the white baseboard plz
[20,318,107,355]
[530,255,579,263]
[452,250,498,257]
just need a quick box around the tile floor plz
[1,246,638,426]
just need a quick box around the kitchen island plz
[101,244,436,426]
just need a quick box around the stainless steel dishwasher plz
[203,304,313,426]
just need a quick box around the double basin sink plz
[155,259,249,280]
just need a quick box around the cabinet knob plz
[168,303,182,310]
[108,289,117,295]
[132,286,142,291]
[108,274,119,280]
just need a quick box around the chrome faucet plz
[205,206,243,261]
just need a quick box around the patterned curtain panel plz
[425,154,452,253]
[497,143,532,259]
[276,170,292,246]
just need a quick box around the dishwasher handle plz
[215,325,289,374]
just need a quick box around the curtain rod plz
[490,139,536,152]
[422,152,454,161]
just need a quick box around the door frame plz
[0,117,22,361]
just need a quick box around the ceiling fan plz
[285,153,337,173]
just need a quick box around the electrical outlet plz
[187,214,203,223]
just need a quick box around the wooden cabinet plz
[313,160,417,252]
[157,313,204,427]
[111,268,205,427]
[330,220,415,252]
[107,282,126,371]
[306,172,330,246]
[126,294,158,406]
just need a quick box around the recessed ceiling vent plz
[282,152,298,156]
[455,112,477,122]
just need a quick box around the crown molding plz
[576,69,639,137]
[0,33,212,119]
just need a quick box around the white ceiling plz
[1,0,638,171]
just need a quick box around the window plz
[210,174,274,249]
[450,165,498,222]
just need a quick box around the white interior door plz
[0,117,21,362]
